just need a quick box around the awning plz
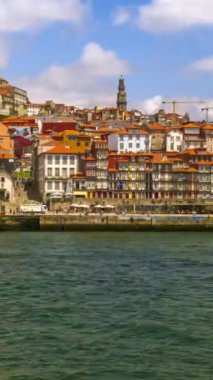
[71,204,89,208]
[48,192,63,199]
[94,205,105,209]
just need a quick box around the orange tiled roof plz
[197,161,213,166]
[42,145,81,155]
[85,156,95,161]
[167,126,183,131]
[182,123,200,129]
[181,149,197,155]
[174,167,198,173]
[203,125,213,130]
[152,158,174,164]
[148,123,167,130]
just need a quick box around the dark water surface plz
[0,232,212,379]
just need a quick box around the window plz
[120,143,124,150]
[62,168,67,177]
[70,156,75,165]
[47,181,52,190]
[55,168,60,177]
[47,155,52,164]
[87,170,96,177]
[1,177,5,182]
[136,143,140,149]
[47,168,52,177]
[55,156,60,165]
[129,143,132,149]
[77,142,81,146]
[176,136,181,142]
[69,168,74,176]
[62,156,67,165]
[68,135,76,141]
[85,142,89,147]
[55,182,60,190]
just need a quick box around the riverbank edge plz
[0,215,213,231]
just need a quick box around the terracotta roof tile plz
[41,145,81,155]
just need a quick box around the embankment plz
[0,214,213,231]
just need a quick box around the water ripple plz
[0,232,212,379]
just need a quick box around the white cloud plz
[0,37,10,68]
[0,0,88,33]
[17,43,131,107]
[189,56,213,72]
[138,0,213,32]
[135,95,163,114]
[81,43,130,76]
[112,6,133,26]
[0,0,89,68]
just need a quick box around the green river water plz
[0,232,212,379]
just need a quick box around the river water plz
[0,232,212,379]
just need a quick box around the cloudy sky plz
[1,0,213,117]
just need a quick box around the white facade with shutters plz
[108,132,149,153]
[166,129,183,152]
[38,152,79,201]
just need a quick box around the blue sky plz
[1,0,213,116]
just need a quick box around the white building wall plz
[38,153,79,200]
[166,130,183,152]
[119,134,148,153]
[108,133,149,153]
[27,106,42,117]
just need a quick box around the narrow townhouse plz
[196,162,213,200]
[152,157,174,200]
[108,153,152,200]
[203,125,213,152]
[166,127,184,152]
[37,146,80,201]
[182,124,205,150]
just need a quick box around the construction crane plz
[162,100,207,126]
[201,107,213,123]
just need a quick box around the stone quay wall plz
[0,214,213,231]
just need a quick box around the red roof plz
[42,121,79,135]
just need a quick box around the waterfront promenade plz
[1,213,213,231]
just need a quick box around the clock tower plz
[117,75,127,111]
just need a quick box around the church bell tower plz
[117,75,127,111]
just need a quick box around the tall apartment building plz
[37,146,80,201]
[0,77,28,116]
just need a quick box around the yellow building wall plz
[0,122,14,155]
[62,131,91,152]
